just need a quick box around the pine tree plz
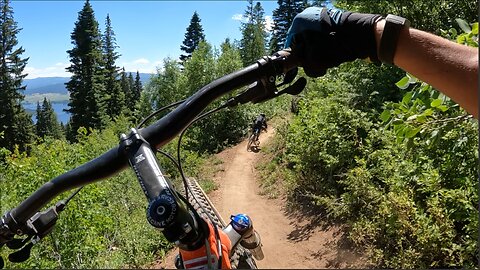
[134,71,142,101]
[59,122,66,135]
[125,72,135,110]
[0,0,34,151]
[36,101,43,134]
[309,0,329,7]
[65,0,107,141]
[122,70,140,115]
[102,14,124,120]
[240,0,268,66]
[36,98,62,139]
[119,68,131,113]
[13,111,35,151]
[179,11,205,62]
[269,0,307,52]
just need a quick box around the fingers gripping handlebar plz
[0,50,304,261]
[225,50,305,106]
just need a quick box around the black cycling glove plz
[285,7,382,77]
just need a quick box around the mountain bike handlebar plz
[0,49,303,250]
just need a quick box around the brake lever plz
[6,235,31,250]
[8,242,33,263]
[226,71,306,106]
[1,201,66,266]
[277,77,307,96]
[276,67,298,88]
[251,76,307,104]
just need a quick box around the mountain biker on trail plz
[252,114,267,134]
[285,7,478,118]
[246,113,268,151]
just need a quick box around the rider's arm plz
[374,20,479,118]
[285,7,479,118]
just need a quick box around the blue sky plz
[10,1,278,78]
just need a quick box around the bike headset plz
[0,49,306,269]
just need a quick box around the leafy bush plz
[265,23,478,266]
[280,92,477,267]
[342,128,477,268]
[0,117,173,268]
[285,93,373,197]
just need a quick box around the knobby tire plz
[247,133,256,151]
[247,130,261,151]
[253,132,260,147]
[184,178,257,269]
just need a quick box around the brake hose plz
[136,98,229,268]
[136,99,186,129]
[134,96,228,267]
[175,103,230,269]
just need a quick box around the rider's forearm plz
[374,19,479,118]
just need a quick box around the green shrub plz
[0,118,173,268]
[285,93,373,197]
[271,47,478,267]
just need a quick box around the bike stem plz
[120,128,206,250]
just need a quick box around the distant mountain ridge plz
[23,73,153,95]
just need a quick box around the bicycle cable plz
[137,96,231,268]
[64,186,83,205]
[176,103,229,269]
[136,99,186,129]
[176,104,228,202]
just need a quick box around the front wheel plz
[247,132,256,151]
[253,132,260,147]
[184,178,257,269]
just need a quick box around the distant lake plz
[23,102,70,124]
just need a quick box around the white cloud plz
[25,58,160,79]
[133,58,150,65]
[232,14,244,21]
[264,16,274,32]
[120,58,161,74]
[24,63,70,79]
[232,14,274,32]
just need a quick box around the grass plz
[24,93,69,103]
[255,115,293,199]
[195,155,224,193]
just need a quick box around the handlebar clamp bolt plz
[146,193,177,229]
[156,206,166,215]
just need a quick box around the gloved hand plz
[285,7,382,77]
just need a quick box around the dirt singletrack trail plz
[155,126,365,269]
[208,127,363,268]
